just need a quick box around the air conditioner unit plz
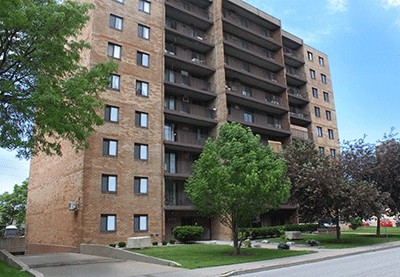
[275,124,282,129]
[68,201,78,211]
[182,96,189,102]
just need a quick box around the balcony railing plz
[224,33,278,61]
[165,192,192,206]
[165,159,194,175]
[225,56,278,83]
[166,18,211,43]
[291,128,309,140]
[166,0,213,21]
[228,109,283,130]
[165,129,208,146]
[226,83,282,106]
[286,66,306,80]
[283,47,304,60]
[165,45,213,68]
[289,111,311,120]
[288,87,306,99]
[222,10,276,42]
[165,100,216,120]
[165,70,214,93]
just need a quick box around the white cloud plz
[384,0,400,8]
[327,0,348,13]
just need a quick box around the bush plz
[152,242,158,246]
[173,225,204,244]
[241,226,284,239]
[162,240,168,246]
[306,239,320,247]
[277,242,290,250]
[349,217,363,230]
[109,243,116,247]
[169,239,176,245]
[118,241,126,248]
[284,224,319,233]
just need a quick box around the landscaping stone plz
[127,236,152,249]
[285,231,302,240]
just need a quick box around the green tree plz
[0,0,117,158]
[0,180,28,226]
[185,123,291,255]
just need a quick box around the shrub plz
[241,226,284,239]
[152,242,158,246]
[162,240,168,246]
[306,239,320,247]
[277,242,290,250]
[173,225,204,244]
[349,217,363,230]
[118,241,126,248]
[169,239,176,245]
[284,224,319,233]
[109,243,116,248]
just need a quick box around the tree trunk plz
[376,216,381,237]
[335,214,341,243]
[232,221,240,255]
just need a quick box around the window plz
[243,111,253,123]
[316,127,323,137]
[312,87,318,98]
[319,56,324,66]
[107,43,121,59]
[307,51,313,61]
[164,96,176,110]
[103,139,118,156]
[138,24,150,39]
[104,105,119,122]
[328,129,334,140]
[114,0,124,3]
[100,214,116,232]
[135,112,148,128]
[101,174,117,193]
[109,74,120,90]
[137,51,149,67]
[109,14,123,30]
[134,177,148,194]
[323,92,330,102]
[242,86,252,96]
[310,69,316,79]
[330,149,337,158]
[319,147,325,155]
[321,74,327,84]
[314,107,321,117]
[134,143,148,160]
[139,0,150,13]
[136,80,149,97]
[326,110,332,121]
[134,215,148,232]
[165,152,176,173]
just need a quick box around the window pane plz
[110,107,118,122]
[109,176,117,191]
[140,178,148,193]
[107,216,116,231]
[140,216,147,230]
[112,75,120,90]
[114,45,121,58]
[141,82,148,96]
[109,141,117,156]
[140,145,147,160]
[142,54,149,66]
[141,113,148,127]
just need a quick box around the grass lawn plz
[132,244,313,269]
[0,261,30,277]
[343,226,400,235]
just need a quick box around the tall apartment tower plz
[26,0,339,253]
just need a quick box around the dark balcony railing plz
[166,0,213,21]
[165,129,207,146]
[225,57,278,83]
[289,111,311,120]
[165,159,193,175]
[288,87,306,99]
[165,45,213,68]
[224,33,278,62]
[222,10,276,42]
[165,192,192,206]
[166,18,211,43]
[291,128,309,140]
[286,66,306,80]
[165,100,216,120]
[228,109,283,130]
[226,83,282,106]
[283,47,304,60]
[165,70,214,93]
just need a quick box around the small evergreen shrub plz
[118,241,126,248]
[306,239,320,247]
[169,239,176,244]
[162,240,168,246]
[284,224,319,233]
[277,242,290,250]
[241,226,284,239]
[109,243,116,247]
[349,217,363,230]
[152,242,158,246]
[173,225,204,244]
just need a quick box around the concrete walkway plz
[13,240,400,276]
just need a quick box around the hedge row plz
[241,224,319,239]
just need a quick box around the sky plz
[1,0,400,194]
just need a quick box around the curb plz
[0,250,44,277]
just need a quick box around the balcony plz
[224,56,286,93]
[286,66,307,86]
[283,47,304,68]
[165,45,215,77]
[224,33,283,72]
[222,10,281,51]
[164,100,217,127]
[164,156,195,179]
[164,70,216,101]
[291,126,309,140]
[165,18,214,53]
[164,129,208,152]
[165,181,193,210]
[287,86,309,105]
[225,83,288,115]
[228,108,290,138]
[289,111,312,127]
[166,0,213,30]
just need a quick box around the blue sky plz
[1,0,400,193]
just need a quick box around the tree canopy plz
[0,180,28,226]
[0,0,117,158]
[185,123,291,254]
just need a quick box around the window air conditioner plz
[68,201,78,211]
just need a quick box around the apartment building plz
[26,0,339,253]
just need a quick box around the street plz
[239,247,400,277]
